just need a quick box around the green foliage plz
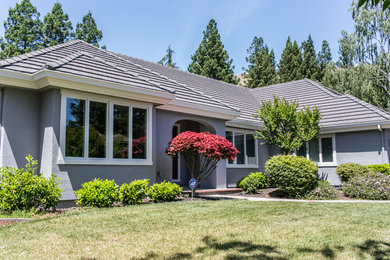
[0,0,43,59]
[278,37,303,83]
[358,0,390,10]
[42,3,73,47]
[147,181,182,202]
[237,172,268,194]
[0,155,62,212]
[336,30,356,68]
[254,96,321,154]
[74,178,119,207]
[301,34,320,81]
[244,36,277,88]
[318,40,332,79]
[265,155,319,198]
[188,19,238,84]
[305,180,338,200]
[75,11,103,47]
[343,171,390,200]
[367,164,390,176]
[119,179,149,205]
[158,45,178,68]
[336,163,370,182]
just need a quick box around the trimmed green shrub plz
[343,171,390,200]
[0,155,62,212]
[237,172,268,194]
[265,155,318,198]
[74,178,119,207]
[367,164,390,176]
[336,163,370,182]
[147,181,182,202]
[306,181,338,200]
[120,179,149,205]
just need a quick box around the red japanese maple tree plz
[167,131,238,190]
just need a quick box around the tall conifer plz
[301,34,320,80]
[42,3,73,47]
[278,37,303,82]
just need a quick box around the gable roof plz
[1,40,390,131]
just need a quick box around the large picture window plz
[226,129,258,167]
[62,94,150,164]
[297,135,336,165]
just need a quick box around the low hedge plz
[367,164,390,176]
[336,163,370,182]
[343,171,390,200]
[237,172,268,194]
[147,181,182,202]
[265,155,318,198]
[74,178,119,207]
[120,179,149,205]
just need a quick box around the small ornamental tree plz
[167,131,238,193]
[254,96,321,155]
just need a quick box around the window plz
[298,135,336,165]
[61,93,151,164]
[226,129,258,167]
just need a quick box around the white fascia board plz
[226,119,260,130]
[157,100,240,121]
[320,121,390,134]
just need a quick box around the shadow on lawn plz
[356,239,390,260]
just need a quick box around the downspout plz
[378,124,385,163]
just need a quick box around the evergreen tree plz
[75,11,103,47]
[158,45,178,68]
[278,37,303,82]
[301,34,320,80]
[0,0,43,59]
[317,40,332,80]
[188,19,238,84]
[244,36,277,88]
[42,3,73,47]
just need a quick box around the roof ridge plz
[0,40,82,68]
[343,94,390,119]
[104,49,239,112]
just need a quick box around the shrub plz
[74,178,119,207]
[0,155,62,212]
[306,181,338,200]
[343,171,390,200]
[237,172,268,194]
[265,155,318,198]
[336,163,370,182]
[147,181,182,202]
[120,179,149,205]
[367,164,390,176]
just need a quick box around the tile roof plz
[1,40,390,129]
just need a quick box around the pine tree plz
[317,40,332,80]
[75,11,103,47]
[278,37,303,82]
[158,45,178,68]
[244,36,277,88]
[42,3,73,47]
[301,34,320,80]
[0,0,43,59]
[188,19,238,84]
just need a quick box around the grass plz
[0,200,389,259]
[0,210,34,219]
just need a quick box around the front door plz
[172,124,180,182]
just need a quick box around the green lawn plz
[0,200,389,259]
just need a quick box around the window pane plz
[309,139,319,162]
[246,134,256,164]
[297,144,306,157]
[113,105,129,159]
[89,101,107,158]
[132,108,147,159]
[65,98,85,157]
[226,131,234,164]
[235,133,245,164]
[321,137,333,162]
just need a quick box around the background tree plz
[336,30,357,68]
[42,3,73,47]
[254,96,321,155]
[158,45,178,68]
[358,0,390,10]
[0,0,43,59]
[244,36,277,88]
[75,11,103,47]
[317,40,332,80]
[188,19,238,84]
[301,34,320,80]
[278,37,303,83]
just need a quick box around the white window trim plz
[58,90,153,165]
[226,128,259,168]
[305,134,337,167]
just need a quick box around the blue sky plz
[0,0,354,74]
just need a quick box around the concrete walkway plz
[200,194,390,203]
